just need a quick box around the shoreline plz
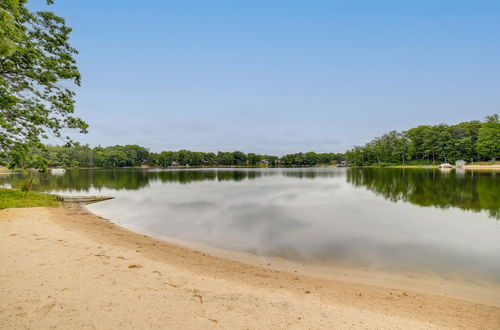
[4,164,500,172]
[389,164,500,170]
[1,204,500,328]
[107,207,500,307]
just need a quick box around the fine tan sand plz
[389,164,500,171]
[1,205,499,329]
[0,166,11,174]
[463,164,500,171]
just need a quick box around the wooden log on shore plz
[55,195,114,204]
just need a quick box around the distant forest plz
[345,114,499,165]
[6,114,499,169]
[22,146,344,169]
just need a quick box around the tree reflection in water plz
[1,167,498,219]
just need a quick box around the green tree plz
[0,0,87,168]
[201,152,217,165]
[217,152,233,165]
[247,153,261,165]
[345,117,492,165]
[477,114,500,162]
[304,152,318,166]
[0,0,23,58]
[448,121,481,162]
[158,151,175,167]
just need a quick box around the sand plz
[0,167,11,174]
[463,165,500,171]
[388,164,500,171]
[1,205,499,329]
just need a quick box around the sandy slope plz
[1,205,499,329]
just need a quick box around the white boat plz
[50,168,66,175]
[438,163,452,169]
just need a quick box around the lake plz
[2,167,499,284]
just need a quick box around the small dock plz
[56,195,114,204]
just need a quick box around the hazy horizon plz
[31,0,500,154]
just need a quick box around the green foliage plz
[477,114,500,161]
[24,144,150,168]
[0,187,59,209]
[12,145,342,168]
[0,0,87,168]
[8,114,495,169]
[346,115,497,165]
[280,152,343,166]
[0,0,23,58]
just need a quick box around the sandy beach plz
[1,204,499,329]
[387,164,500,171]
[463,165,500,171]
[0,167,11,174]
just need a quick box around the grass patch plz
[0,188,59,209]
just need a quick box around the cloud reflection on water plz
[82,169,500,282]
[2,168,499,281]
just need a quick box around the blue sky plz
[32,0,500,154]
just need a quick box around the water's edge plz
[79,203,500,307]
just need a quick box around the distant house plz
[337,161,349,167]
[171,161,178,166]
[259,159,270,166]
[455,160,466,167]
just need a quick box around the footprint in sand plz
[35,301,56,318]
[94,254,111,260]
[164,282,179,288]
[196,315,219,324]
[128,264,142,269]
[188,289,203,304]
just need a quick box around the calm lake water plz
[2,168,499,282]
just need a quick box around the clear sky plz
[31,0,500,154]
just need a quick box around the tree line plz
[18,145,344,169]
[345,114,499,166]
[4,114,498,169]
